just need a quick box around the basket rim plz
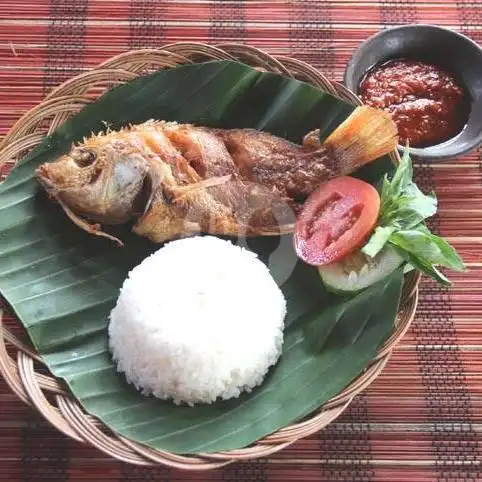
[0,42,418,470]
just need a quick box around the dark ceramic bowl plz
[344,25,482,160]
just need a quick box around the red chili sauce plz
[359,59,469,148]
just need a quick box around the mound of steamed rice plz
[108,236,287,405]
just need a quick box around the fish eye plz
[73,149,96,167]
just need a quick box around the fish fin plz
[141,167,162,216]
[323,106,398,175]
[55,195,124,247]
[302,129,321,149]
[171,175,233,202]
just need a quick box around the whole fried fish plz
[36,106,397,245]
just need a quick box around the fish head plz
[38,145,101,187]
[36,141,152,225]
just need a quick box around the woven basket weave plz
[0,43,420,470]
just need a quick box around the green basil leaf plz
[413,223,431,235]
[399,185,437,219]
[389,146,412,197]
[390,210,425,230]
[382,183,436,228]
[378,157,435,228]
[424,233,465,272]
[390,196,437,229]
[362,226,395,257]
[380,173,395,207]
[392,246,451,286]
[389,229,465,272]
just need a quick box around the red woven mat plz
[1,1,481,481]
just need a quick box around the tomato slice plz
[294,176,380,266]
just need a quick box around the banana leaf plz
[0,60,401,454]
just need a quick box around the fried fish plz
[36,106,398,245]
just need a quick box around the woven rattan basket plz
[0,43,420,470]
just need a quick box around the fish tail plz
[323,106,398,175]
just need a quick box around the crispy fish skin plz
[218,129,334,199]
[36,107,398,245]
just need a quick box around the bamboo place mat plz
[0,1,481,481]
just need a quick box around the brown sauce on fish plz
[359,59,469,148]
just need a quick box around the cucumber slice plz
[318,247,404,295]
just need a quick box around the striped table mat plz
[1,1,481,481]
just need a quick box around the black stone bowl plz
[344,25,482,160]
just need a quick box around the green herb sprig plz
[362,149,465,285]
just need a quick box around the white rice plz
[108,236,287,405]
